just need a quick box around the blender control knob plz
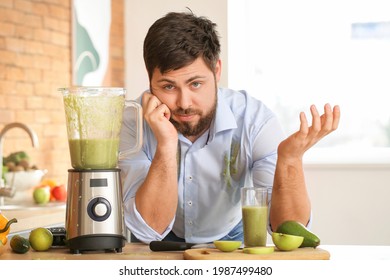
[94,203,108,217]
[87,197,112,222]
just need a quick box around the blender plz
[60,87,142,254]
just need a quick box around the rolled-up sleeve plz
[123,197,174,244]
[251,115,284,190]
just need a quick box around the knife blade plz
[149,241,215,251]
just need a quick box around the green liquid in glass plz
[242,205,268,247]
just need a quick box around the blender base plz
[67,234,126,254]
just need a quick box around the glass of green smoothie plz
[241,186,268,247]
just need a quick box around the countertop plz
[1,202,66,234]
[1,242,390,260]
[1,205,389,260]
[1,242,182,260]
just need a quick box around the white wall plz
[125,0,390,246]
[124,0,228,100]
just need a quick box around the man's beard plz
[170,93,217,137]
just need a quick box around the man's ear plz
[215,59,222,82]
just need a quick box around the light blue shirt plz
[119,88,286,244]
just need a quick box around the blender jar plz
[61,87,142,170]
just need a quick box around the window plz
[228,0,390,163]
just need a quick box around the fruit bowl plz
[4,169,47,192]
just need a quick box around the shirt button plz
[188,176,193,180]
[188,220,193,225]
[188,201,192,206]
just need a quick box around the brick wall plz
[0,0,124,186]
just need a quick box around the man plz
[119,11,340,244]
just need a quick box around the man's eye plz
[192,82,201,88]
[164,85,174,90]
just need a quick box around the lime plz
[29,227,53,251]
[213,240,242,252]
[272,232,304,251]
[243,246,275,254]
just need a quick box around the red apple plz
[51,185,67,202]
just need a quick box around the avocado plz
[276,220,320,248]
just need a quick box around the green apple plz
[272,232,304,251]
[243,246,275,254]
[33,186,51,204]
[213,240,242,252]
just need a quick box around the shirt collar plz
[208,89,238,142]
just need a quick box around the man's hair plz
[143,11,221,80]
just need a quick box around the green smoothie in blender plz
[62,88,125,170]
[68,138,120,169]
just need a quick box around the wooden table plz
[1,243,389,260]
[0,241,330,260]
[1,242,183,260]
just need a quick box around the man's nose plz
[176,89,192,109]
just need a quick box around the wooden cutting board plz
[184,247,330,260]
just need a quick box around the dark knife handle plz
[149,241,195,251]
